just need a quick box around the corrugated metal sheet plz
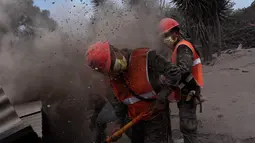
[0,87,24,140]
[15,101,42,137]
[20,112,42,137]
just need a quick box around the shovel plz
[105,110,152,143]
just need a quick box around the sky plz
[32,0,254,27]
[233,0,254,9]
[34,0,254,10]
[34,0,91,11]
[32,0,94,27]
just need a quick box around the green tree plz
[221,2,255,49]
[171,0,233,61]
[91,0,104,6]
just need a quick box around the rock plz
[226,49,234,54]
[242,70,249,73]
[235,139,242,143]
[217,114,224,118]
[212,107,220,111]
[229,68,239,71]
[232,99,237,103]
[237,44,243,50]
[174,139,184,143]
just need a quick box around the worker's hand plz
[110,124,122,142]
[157,87,172,103]
[152,99,166,113]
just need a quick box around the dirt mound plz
[196,133,255,143]
[198,48,255,140]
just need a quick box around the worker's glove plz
[110,124,122,142]
[152,99,166,113]
[157,87,171,102]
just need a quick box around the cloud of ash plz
[87,0,163,49]
[0,0,166,142]
[0,0,94,104]
[0,1,96,142]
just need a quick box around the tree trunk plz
[216,12,222,57]
[201,38,212,62]
[189,26,196,44]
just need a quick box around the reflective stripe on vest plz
[171,40,204,87]
[178,74,193,89]
[193,58,201,66]
[110,48,157,119]
[110,48,156,105]
[122,92,155,105]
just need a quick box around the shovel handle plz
[105,111,148,143]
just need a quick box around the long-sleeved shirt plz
[176,44,193,74]
[89,45,194,127]
[91,49,182,125]
[175,41,200,94]
[176,45,193,74]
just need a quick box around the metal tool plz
[105,109,152,143]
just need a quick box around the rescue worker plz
[86,41,182,143]
[88,94,129,143]
[88,93,110,143]
[158,18,204,143]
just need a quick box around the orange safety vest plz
[167,40,204,102]
[171,40,204,87]
[110,48,156,120]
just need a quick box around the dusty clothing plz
[107,48,181,123]
[87,93,108,143]
[178,98,198,143]
[89,48,181,143]
[174,41,201,143]
[175,44,194,74]
[104,48,181,143]
[131,104,173,143]
[88,94,107,130]
[93,103,116,143]
[88,95,123,143]
[172,40,203,87]
[93,103,132,143]
[90,102,132,143]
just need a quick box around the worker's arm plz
[155,53,181,87]
[176,45,193,74]
[150,50,182,101]
[88,94,107,130]
[106,89,128,126]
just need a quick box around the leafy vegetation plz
[222,3,255,49]
[90,0,255,62]
[0,0,57,38]
[170,0,233,61]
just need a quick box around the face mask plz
[113,55,127,72]
[164,36,177,46]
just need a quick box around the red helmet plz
[86,41,112,73]
[159,18,179,34]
